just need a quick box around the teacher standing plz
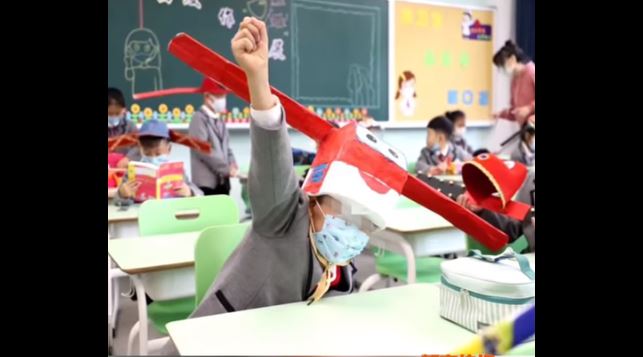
[492,40,535,125]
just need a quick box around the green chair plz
[407,161,417,174]
[374,251,443,283]
[194,222,251,305]
[294,164,310,178]
[137,196,239,335]
[359,196,445,292]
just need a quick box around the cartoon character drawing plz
[246,0,268,20]
[182,0,201,10]
[462,10,474,37]
[124,28,163,95]
[395,71,416,117]
[218,7,236,29]
[268,38,286,61]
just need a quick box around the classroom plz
[108,0,535,355]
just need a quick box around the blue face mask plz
[312,203,369,265]
[141,154,170,166]
[108,115,123,128]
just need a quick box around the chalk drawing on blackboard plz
[124,28,163,95]
[395,71,416,117]
[347,64,375,107]
[269,39,287,61]
[157,0,173,5]
[183,0,201,10]
[268,11,288,29]
[246,0,269,20]
[218,7,236,29]
[272,0,286,6]
[291,0,382,108]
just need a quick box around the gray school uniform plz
[511,142,535,166]
[108,119,140,160]
[188,109,237,190]
[415,143,473,174]
[160,109,355,355]
[112,170,203,205]
[451,135,474,155]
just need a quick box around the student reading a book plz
[161,17,389,354]
[115,120,202,203]
[189,78,238,196]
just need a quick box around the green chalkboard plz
[108,0,388,124]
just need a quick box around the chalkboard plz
[107,0,388,125]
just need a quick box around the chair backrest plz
[407,161,416,174]
[194,222,251,305]
[294,165,310,178]
[138,195,239,236]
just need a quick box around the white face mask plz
[454,127,466,137]
[209,96,227,113]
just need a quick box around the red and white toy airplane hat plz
[166,33,510,251]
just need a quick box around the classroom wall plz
[166,0,516,212]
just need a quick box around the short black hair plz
[427,115,453,137]
[108,87,126,108]
[139,136,169,150]
[493,40,530,67]
[445,110,466,123]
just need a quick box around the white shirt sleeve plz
[250,95,284,130]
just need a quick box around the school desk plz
[368,204,467,284]
[436,174,463,182]
[108,232,200,355]
[108,204,140,238]
[166,284,474,356]
[108,203,141,344]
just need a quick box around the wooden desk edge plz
[108,259,194,275]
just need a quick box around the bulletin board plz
[392,1,494,125]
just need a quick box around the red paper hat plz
[132,77,229,100]
[462,154,531,221]
[165,33,510,251]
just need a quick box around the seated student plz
[108,87,139,162]
[445,110,474,155]
[114,119,203,204]
[456,169,535,253]
[161,17,387,354]
[510,122,535,166]
[416,115,472,175]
